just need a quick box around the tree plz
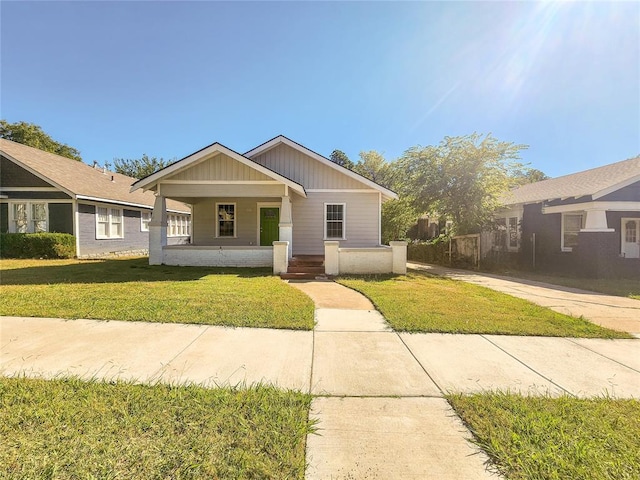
[512,167,550,185]
[353,150,397,189]
[0,120,82,161]
[381,197,420,243]
[398,133,528,235]
[329,149,354,170]
[113,154,172,179]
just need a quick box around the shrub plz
[408,237,450,265]
[0,233,76,259]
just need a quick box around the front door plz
[622,218,640,258]
[260,207,280,246]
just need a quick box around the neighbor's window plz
[325,203,345,239]
[562,213,584,251]
[217,204,235,237]
[508,217,519,249]
[166,214,190,237]
[141,211,151,232]
[11,202,47,233]
[96,206,123,239]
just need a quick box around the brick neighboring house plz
[0,139,190,257]
[495,155,640,278]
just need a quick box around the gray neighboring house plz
[496,155,640,278]
[131,135,407,275]
[0,139,190,257]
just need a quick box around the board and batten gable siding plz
[78,203,151,255]
[165,153,274,182]
[598,180,640,202]
[1,155,53,188]
[250,144,369,190]
[191,197,276,246]
[292,192,380,255]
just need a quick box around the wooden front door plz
[622,218,640,258]
[260,207,280,246]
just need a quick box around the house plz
[495,155,640,278]
[130,135,407,275]
[0,139,190,257]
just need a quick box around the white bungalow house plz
[131,135,407,275]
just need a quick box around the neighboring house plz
[494,155,640,278]
[131,135,407,275]
[0,139,190,257]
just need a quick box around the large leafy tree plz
[113,154,172,179]
[329,149,354,170]
[0,120,82,161]
[398,133,528,235]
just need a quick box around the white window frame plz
[95,206,124,239]
[561,212,584,252]
[166,214,190,237]
[216,203,236,238]
[324,203,346,240]
[9,201,48,233]
[140,211,151,232]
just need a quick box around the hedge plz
[0,233,76,259]
[407,240,450,265]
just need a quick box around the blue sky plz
[2,1,638,178]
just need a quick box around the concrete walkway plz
[408,262,640,336]
[2,277,640,478]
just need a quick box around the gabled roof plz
[0,139,189,213]
[245,135,398,200]
[131,141,307,197]
[503,156,640,205]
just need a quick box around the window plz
[325,203,345,239]
[96,206,123,239]
[494,218,507,249]
[11,202,47,233]
[625,220,638,244]
[508,217,519,249]
[167,214,190,237]
[562,213,584,251]
[141,211,151,232]
[216,203,236,237]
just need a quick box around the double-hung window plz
[561,213,584,252]
[10,202,47,233]
[216,204,235,237]
[141,211,151,232]
[325,203,346,239]
[96,207,123,239]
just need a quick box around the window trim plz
[8,201,48,233]
[324,203,346,240]
[95,206,124,240]
[215,203,236,238]
[140,211,151,232]
[561,212,584,252]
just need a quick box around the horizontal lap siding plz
[292,192,380,255]
[192,197,276,246]
[251,144,369,190]
[78,204,150,256]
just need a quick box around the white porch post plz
[390,241,408,274]
[149,195,167,265]
[279,194,293,258]
[581,208,614,232]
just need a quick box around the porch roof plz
[130,142,307,198]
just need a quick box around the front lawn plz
[337,272,630,338]
[448,392,640,480]
[0,377,314,479]
[0,258,315,329]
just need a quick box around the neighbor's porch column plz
[149,195,167,265]
[581,208,614,232]
[279,194,293,258]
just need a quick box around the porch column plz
[581,208,614,232]
[390,241,408,274]
[279,195,293,258]
[149,195,167,265]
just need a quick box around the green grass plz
[0,258,315,329]
[448,392,640,480]
[493,270,640,300]
[337,272,630,338]
[0,377,315,479]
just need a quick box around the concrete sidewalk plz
[2,278,640,478]
[408,262,640,336]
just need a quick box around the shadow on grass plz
[1,257,272,285]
